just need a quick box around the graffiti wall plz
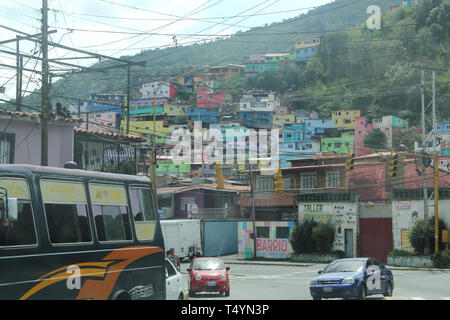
[237,221,295,259]
[298,202,359,257]
[392,199,450,251]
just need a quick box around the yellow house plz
[273,114,296,128]
[164,104,187,116]
[331,110,360,129]
[120,120,170,144]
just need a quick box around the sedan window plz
[324,260,364,273]
[165,260,177,277]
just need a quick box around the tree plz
[312,223,335,253]
[363,128,387,150]
[409,217,447,254]
[290,219,318,254]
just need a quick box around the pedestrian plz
[168,248,181,272]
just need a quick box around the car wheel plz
[312,296,321,301]
[224,290,230,297]
[358,285,367,300]
[178,292,184,300]
[188,290,196,297]
[383,281,393,297]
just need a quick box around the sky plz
[0,0,334,101]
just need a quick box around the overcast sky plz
[0,0,334,100]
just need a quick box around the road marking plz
[410,297,426,300]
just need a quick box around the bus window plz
[130,187,156,241]
[89,183,132,242]
[40,180,92,244]
[0,178,37,247]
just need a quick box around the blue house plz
[278,124,320,168]
[85,91,125,115]
[187,108,219,124]
[239,112,273,129]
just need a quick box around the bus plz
[0,164,166,300]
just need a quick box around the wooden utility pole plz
[40,0,49,166]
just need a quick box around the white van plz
[160,219,202,260]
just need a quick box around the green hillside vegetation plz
[239,0,450,127]
[10,0,449,130]
[18,0,396,109]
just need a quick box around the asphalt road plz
[180,262,450,300]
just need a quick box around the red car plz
[187,257,230,297]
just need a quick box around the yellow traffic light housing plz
[274,164,283,193]
[346,147,355,171]
[215,163,224,189]
[389,153,399,178]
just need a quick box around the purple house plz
[0,110,79,167]
[157,184,249,220]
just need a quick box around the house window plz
[301,172,317,189]
[0,133,15,164]
[276,226,290,239]
[257,226,270,238]
[256,176,273,191]
[326,171,340,188]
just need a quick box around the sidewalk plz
[217,254,450,272]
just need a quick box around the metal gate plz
[201,220,240,257]
[359,218,393,263]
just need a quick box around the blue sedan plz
[310,258,394,300]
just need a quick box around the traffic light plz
[215,163,224,189]
[389,153,399,178]
[274,163,283,193]
[346,147,355,171]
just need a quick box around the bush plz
[290,219,318,254]
[409,217,447,254]
[432,250,450,268]
[312,223,335,253]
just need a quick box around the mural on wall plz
[298,203,358,254]
[393,200,423,251]
[237,221,295,259]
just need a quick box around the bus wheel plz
[111,291,131,300]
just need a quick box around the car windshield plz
[323,260,364,273]
[193,259,224,270]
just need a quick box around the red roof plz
[74,127,146,142]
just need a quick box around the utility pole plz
[16,37,22,111]
[40,0,49,166]
[249,165,257,259]
[434,151,439,253]
[126,65,130,134]
[420,70,430,254]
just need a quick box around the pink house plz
[197,86,225,108]
[354,116,373,156]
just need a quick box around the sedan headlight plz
[341,277,355,284]
[310,279,319,285]
[195,274,202,281]
[220,274,227,280]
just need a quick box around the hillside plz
[19,0,396,108]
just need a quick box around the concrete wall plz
[237,221,295,259]
[392,199,450,251]
[1,118,74,168]
[298,202,359,257]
